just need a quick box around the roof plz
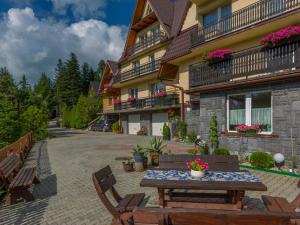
[171,0,191,37]
[107,60,119,75]
[162,25,197,63]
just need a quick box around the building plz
[100,0,191,136]
[160,0,300,159]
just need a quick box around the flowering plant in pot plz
[261,26,300,47]
[206,49,233,63]
[236,124,261,134]
[156,91,167,97]
[127,97,136,103]
[122,158,135,172]
[186,158,209,179]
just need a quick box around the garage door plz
[152,113,168,136]
[128,114,140,135]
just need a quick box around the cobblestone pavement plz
[0,126,299,225]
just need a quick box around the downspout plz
[160,81,185,122]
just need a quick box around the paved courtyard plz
[0,126,299,225]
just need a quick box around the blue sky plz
[0,0,136,83]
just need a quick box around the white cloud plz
[0,7,126,83]
[51,0,107,18]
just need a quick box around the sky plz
[0,0,136,84]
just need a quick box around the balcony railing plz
[114,94,180,111]
[189,40,300,87]
[126,32,167,57]
[118,59,161,83]
[191,0,300,47]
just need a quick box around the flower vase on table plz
[186,158,209,179]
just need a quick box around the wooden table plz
[140,170,267,211]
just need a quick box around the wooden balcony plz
[189,40,300,88]
[126,32,167,57]
[191,0,300,48]
[114,94,180,111]
[115,59,161,83]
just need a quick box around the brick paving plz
[0,126,299,225]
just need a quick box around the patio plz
[0,126,299,225]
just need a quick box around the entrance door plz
[152,113,168,136]
[128,114,140,135]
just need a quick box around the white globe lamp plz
[273,153,285,170]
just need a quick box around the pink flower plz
[186,162,192,169]
[187,159,208,171]
[261,26,300,46]
[127,97,136,103]
[207,49,233,60]
[156,91,167,97]
[236,124,260,131]
[114,98,121,105]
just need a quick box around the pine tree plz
[81,62,94,95]
[95,59,105,81]
[209,113,219,152]
[17,74,32,112]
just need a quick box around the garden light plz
[273,153,285,170]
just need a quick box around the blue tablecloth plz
[143,170,260,182]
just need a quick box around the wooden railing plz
[117,59,161,83]
[114,94,180,111]
[0,132,33,162]
[126,32,167,57]
[191,0,300,47]
[189,40,300,87]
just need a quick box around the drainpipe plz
[160,81,185,122]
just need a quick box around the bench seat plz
[116,193,145,213]
[262,195,297,213]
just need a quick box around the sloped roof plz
[107,60,119,75]
[171,0,191,37]
[162,25,197,63]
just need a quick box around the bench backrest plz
[133,208,294,225]
[0,155,21,179]
[92,166,122,218]
[159,155,240,172]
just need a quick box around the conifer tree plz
[209,113,219,152]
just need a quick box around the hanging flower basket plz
[156,91,167,97]
[206,49,233,64]
[127,97,136,103]
[261,26,300,48]
[236,124,261,134]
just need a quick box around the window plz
[139,33,148,48]
[227,92,272,133]
[132,60,140,74]
[149,54,155,70]
[151,26,160,42]
[108,97,113,105]
[151,83,166,96]
[129,88,138,98]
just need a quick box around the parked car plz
[91,119,116,132]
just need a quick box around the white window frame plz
[227,91,273,134]
[129,88,138,98]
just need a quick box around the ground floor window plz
[227,92,272,133]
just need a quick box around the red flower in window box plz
[236,124,261,134]
[127,97,136,103]
[261,26,300,47]
[114,98,121,105]
[156,91,167,97]
[206,49,233,62]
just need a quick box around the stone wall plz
[185,81,300,163]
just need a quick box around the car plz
[91,119,116,132]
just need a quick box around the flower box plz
[114,99,121,105]
[261,26,300,48]
[236,124,261,134]
[127,97,136,103]
[103,84,111,89]
[206,49,233,63]
[156,91,167,97]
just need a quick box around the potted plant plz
[112,122,123,134]
[186,158,209,179]
[132,144,144,162]
[143,155,148,169]
[206,49,233,64]
[146,137,166,166]
[162,123,171,140]
[122,158,135,172]
[236,124,261,134]
[261,26,300,48]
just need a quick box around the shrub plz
[162,123,171,140]
[112,122,122,133]
[188,131,197,143]
[179,121,187,139]
[249,151,274,168]
[209,113,219,150]
[213,148,230,156]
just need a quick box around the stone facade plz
[186,81,300,163]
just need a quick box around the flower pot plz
[207,55,232,64]
[190,170,205,179]
[150,152,160,166]
[135,162,144,172]
[123,163,134,172]
[133,152,144,163]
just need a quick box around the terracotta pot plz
[150,152,160,166]
[123,163,134,172]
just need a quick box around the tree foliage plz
[209,113,219,151]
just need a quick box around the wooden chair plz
[262,180,300,213]
[92,166,145,225]
[132,207,298,225]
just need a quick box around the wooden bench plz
[132,207,300,225]
[0,155,39,204]
[92,166,145,225]
[158,155,240,172]
[262,180,300,213]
